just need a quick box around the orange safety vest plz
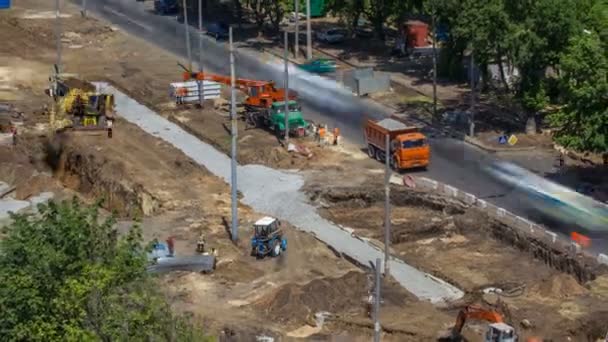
[178,87,188,97]
[319,127,326,138]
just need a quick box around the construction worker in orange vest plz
[318,125,326,146]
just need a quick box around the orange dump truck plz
[364,118,430,170]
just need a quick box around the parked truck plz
[364,118,430,170]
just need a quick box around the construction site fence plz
[408,176,608,267]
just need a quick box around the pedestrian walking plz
[107,119,113,139]
[333,127,340,146]
[10,126,16,146]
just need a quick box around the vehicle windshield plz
[402,139,427,148]
[274,104,300,112]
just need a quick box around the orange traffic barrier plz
[571,232,591,248]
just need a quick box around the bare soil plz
[311,183,608,341]
[0,2,442,340]
[3,1,608,341]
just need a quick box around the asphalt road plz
[81,0,605,252]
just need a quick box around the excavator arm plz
[452,305,504,337]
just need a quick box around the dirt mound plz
[531,274,588,299]
[255,271,412,326]
[255,271,368,325]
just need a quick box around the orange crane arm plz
[452,305,504,336]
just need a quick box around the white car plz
[316,28,348,44]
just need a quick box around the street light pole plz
[469,50,475,137]
[182,0,193,71]
[306,0,312,60]
[197,0,204,107]
[384,134,391,276]
[431,7,438,123]
[229,27,239,242]
[373,258,382,342]
[55,0,62,74]
[294,0,299,58]
[284,31,290,143]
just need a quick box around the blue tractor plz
[251,216,287,259]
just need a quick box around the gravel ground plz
[97,82,464,303]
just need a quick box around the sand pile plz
[255,271,368,325]
[531,274,588,299]
[255,271,413,325]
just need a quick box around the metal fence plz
[406,176,608,266]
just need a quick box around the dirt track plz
[2,1,608,341]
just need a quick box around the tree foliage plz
[549,32,608,153]
[0,199,210,341]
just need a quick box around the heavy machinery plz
[250,216,287,259]
[364,118,430,170]
[46,75,114,135]
[447,305,517,342]
[179,64,309,137]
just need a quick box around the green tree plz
[549,32,608,152]
[0,199,211,341]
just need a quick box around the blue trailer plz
[0,0,11,10]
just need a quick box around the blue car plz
[206,22,230,40]
[153,0,178,15]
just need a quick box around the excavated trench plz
[44,135,158,218]
[312,186,606,285]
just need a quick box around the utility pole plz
[469,50,475,137]
[197,0,204,107]
[229,27,238,242]
[81,0,86,17]
[182,0,193,71]
[284,31,290,143]
[305,0,312,60]
[384,134,391,276]
[294,0,299,58]
[373,258,382,342]
[55,0,62,74]
[431,6,438,123]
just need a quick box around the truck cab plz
[364,118,430,170]
[268,101,308,137]
[394,131,429,169]
[484,323,518,342]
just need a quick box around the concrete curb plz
[463,135,538,153]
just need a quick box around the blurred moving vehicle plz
[316,28,348,44]
[206,22,229,40]
[485,161,608,234]
[298,58,337,74]
[153,0,178,15]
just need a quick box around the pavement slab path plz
[94,82,464,304]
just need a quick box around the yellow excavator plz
[46,71,114,136]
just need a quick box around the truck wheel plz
[390,156,398,170]
[271,241,281,257]
[375,149,384,162]
[367,145,375,158]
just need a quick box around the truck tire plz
[390,156,398,170]
[375,149,384,162]
[271,240,281,257]
[367,145,375,158]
